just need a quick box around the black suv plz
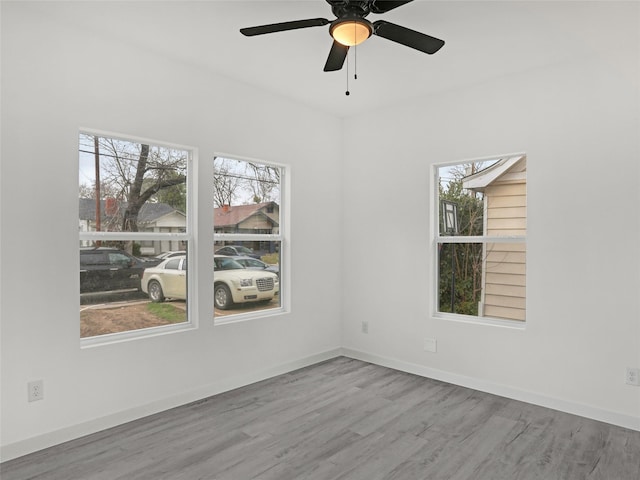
[80,247,146,293]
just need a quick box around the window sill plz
[80,321,197,349]
[432,313,526,330]
[214,306,288,326]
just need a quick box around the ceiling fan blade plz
[323,41,349,72]
[373,20,444,54]
[240,18,330,37]
[370,0,414,14]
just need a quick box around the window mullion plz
[436,235,525,244]
[80,232,190,242]
[214,233,282,242]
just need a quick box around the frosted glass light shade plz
[331,20,372,46]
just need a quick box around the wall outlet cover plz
[625,367,640,386]
[28,380,44,402]
[424,338,437,353]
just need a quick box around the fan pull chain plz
[353,21,358,80]
[354,43,358,80]
[345,46,359,96]
[345,49,350,96]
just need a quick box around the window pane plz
[438,163,489,236]
[213,157,281,234]
[438,241,526,321]
[213,155,284,321]
[80,246,187,338]
[79,133,190,338]
[436,155,526,322]
[438,158,526,237]
[214,241,281,319]
[437,242,484,316]
[79,134,188,244]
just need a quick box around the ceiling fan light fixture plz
[240,0,445,73]
[330,19,372,46]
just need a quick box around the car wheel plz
[148,280,165,303]
[214,283,233,310]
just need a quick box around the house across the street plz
[79,198,280,255]
[78,198,186,254]
[214,201,279,254]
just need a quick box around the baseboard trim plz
[0,347,342,462]
[4,346,637,462]
[341,347,640,432]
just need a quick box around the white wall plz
[0,2,343,459]
[341,34,640,426]
[2,0,639,463]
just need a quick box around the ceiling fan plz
[240,0,445,72]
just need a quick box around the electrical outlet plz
[424,338,437,353]
[625,368,640,386]
[361,321,369,334]
[28,380,44,402]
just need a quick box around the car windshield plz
[215,257,245,270]
[236,246,253,254]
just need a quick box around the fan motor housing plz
[329,0,372,19]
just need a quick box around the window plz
[434,154,526,323]
[213,156,284,322]
[79,132,192,339]
[165,258,182,270]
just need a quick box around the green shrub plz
[146,303,185,323]
[261,253,279,264]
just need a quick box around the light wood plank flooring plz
[2,357,639,479]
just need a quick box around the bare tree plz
[438,161,488,314]
[80,134,187,251]
[245,162,280,204]
[79,183,95,199]
[79,181,119,200]
[213,157,242,207]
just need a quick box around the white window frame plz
[431,153,526,329]
[79,129,198,346]
[213,153,288,325]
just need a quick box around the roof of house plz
[214,202,279,228]
[79,198,183,223]
[462,155,526,192]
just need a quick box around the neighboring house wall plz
[215,203,279,232]
[237,213,277,233]
[214,202,279,234]
[214,203,280,254]
[140,211,187,255]
[463,156,527,321]
[79,198,186,254]
[483,178,527,321]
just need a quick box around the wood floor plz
[2,357,639,480]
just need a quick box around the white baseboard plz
[4,346,637,462]
[341,347,640,432]
[0,348,342,463]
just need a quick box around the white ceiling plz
[61,0,632,118]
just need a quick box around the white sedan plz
[141,255,279,310]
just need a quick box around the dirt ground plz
[80,297,278,338]
[80,301,186,338]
